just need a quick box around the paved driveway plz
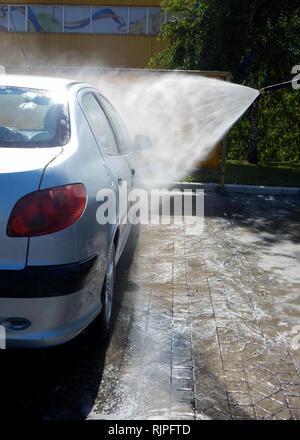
[1,191,299,420]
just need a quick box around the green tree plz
[228,88,300,163]
[150,0,300,163]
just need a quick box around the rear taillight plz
[7,184,87,237]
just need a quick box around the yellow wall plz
[0,2,167,68]
[0,32,168,68]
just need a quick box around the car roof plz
[0,74,81,91]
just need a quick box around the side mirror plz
[131,135,152,152]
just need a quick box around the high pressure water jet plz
[95,73,260,187]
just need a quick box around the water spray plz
[260,78,300,94]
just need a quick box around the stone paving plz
[88,192,300,420]
[0,191,299,420]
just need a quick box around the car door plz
[96,93,135,183]
[79,90,132,249]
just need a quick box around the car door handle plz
[131,168,135,176]
[117,178,123,185]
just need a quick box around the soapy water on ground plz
[81,72,259,187]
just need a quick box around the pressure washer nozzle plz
[260,79,299,94]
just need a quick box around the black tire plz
[96,244,116,343]
[78,244,116,349]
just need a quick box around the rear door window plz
[81,92,119,155]
[97,95,132,154]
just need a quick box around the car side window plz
[98,95,132,154]
[81,92,119,155]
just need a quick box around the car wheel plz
[98,244,116,342]
[78,244,116,349]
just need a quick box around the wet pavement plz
[0,191,300,420]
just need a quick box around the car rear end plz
[0,77,110,348]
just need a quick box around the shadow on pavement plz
[0,225,139,420]
[204,192,300,245]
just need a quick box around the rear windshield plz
[0,86,70,148]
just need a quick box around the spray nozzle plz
[260,79,300,94]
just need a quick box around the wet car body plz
[0,75,134,348]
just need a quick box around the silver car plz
[0,75,136,348]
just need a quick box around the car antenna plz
[10,8,32,75]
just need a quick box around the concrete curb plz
[171,182,300,196]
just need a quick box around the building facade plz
[0,1,168,68]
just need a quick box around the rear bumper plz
[0,255,98,298]
[0,294,101,348]
[0,256,104,348]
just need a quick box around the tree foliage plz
[228,89,300,163]
[149,0,205,70]
[149,0,300,163]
